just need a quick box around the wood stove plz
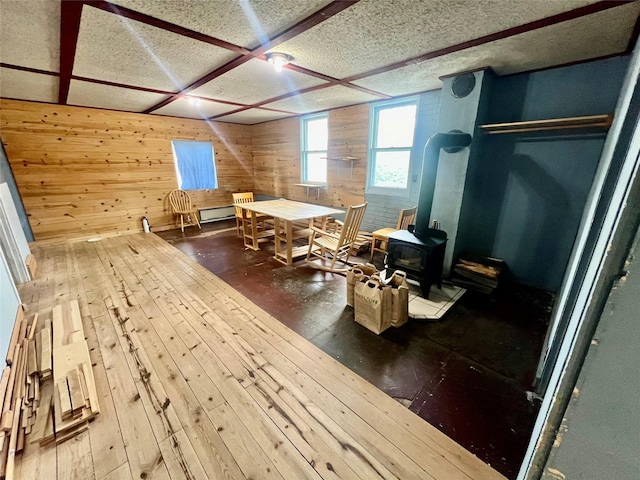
[385,228,447,299]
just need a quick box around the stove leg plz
[419,280,431,299]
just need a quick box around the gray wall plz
[541,226,640,479]
[0,139,33,242]
[456,56,630,291]
[361,90,440,233]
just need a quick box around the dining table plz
[239,199,343,265]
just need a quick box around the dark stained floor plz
[158,220,552,479]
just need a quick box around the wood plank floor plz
[15,233,507,480]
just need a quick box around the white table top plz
[239,199,342,221]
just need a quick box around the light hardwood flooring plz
[15,233,506,480]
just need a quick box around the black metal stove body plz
[386,229,447,299]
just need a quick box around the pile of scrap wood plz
[0,300,99,478]
[452,255,506,294]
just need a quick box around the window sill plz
[365,186,410,198]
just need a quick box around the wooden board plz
[0,368,9,414]
[26,254,38,281]
[29,380,53,444]
[5,306,23,366]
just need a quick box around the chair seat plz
[370,228,399,261]
[370,206,417,261]
[372,227,398,239]
[313,233,341,250]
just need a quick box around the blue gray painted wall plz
[456,56,630,291]
[0,139,33,242]
[361,90,440,233]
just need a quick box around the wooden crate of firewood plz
[452,254,506,294]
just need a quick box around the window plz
[171,140,218,190]
[367,97,418,194]
[301,113,328,184]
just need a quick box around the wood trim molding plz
[58,1,84,104]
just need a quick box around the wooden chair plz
[305,203,367,272]
[232,192,272,237]
[168,190,201,232]
[370,206,417,261]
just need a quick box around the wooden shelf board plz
[275,245,309,260]
[276,228,313,241]
[479,114,613,134]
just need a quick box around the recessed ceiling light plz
[266,52,293,73]
[187,96,201,107]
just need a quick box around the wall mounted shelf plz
[295,183,325,201]
[323,156,359,178]
[478,114,613,135]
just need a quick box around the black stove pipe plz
[414,131,472,240]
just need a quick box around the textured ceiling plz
[0,0,638,125]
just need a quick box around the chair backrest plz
[232,192,255,218]
[169,190,193,212]
[336,203,367,248]
[395,206,417,230]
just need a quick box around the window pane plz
[305,152,327,183]
[372,151,410,188]
[171,140,217,190]
[376,105,417,148]
[306,117,328,151]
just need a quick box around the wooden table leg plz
[250,211,259,249]
[285,220,293,265]
[274,218,283,259]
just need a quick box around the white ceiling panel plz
[274,0,600,79]
[265,85,380,114]
[67,80,169,112]
[1,1,636,120]
[191,58,328,105]
[353,2,640,97]
[0,0,60,72]
[110,0,333,49]
[151,97,239,119]
[214,108,295,125]
[73,5,239,91]
[0,68,58,103]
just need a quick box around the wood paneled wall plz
[251,117,301,200]
[326,104,368,207]
[251,104,369,208]
[0,99,253,240]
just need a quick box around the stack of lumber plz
[350,232,372,257]
[50,300,100,441]
[325,219,372,257]
[452,255,506,294]
[0,300,99,478]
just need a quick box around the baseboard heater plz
[198,205,235,223]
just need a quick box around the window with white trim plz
[367,97,418,195]
[171,140,218,190]
[301,113,328,184]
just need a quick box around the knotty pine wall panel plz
[250,116,301,200]
[0,99,254,240]
[251,104,368,208]
[326,104,368,208]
